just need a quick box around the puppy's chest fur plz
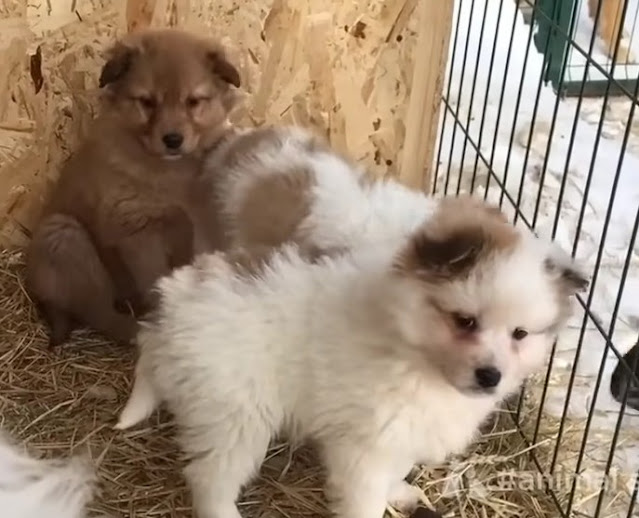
[48,136,204,243]
[292,353,497,468]
[381,381,496,465]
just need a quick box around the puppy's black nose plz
[162,132,184,150]
[474,366,501,389]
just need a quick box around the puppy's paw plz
[388,481,423,514]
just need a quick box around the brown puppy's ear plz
[395,228,484,281]
[99,42,136,88]
[207,51,241,88]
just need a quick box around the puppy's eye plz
[512,328,528,341]
[451,313,478,332]
[136,96,156,110]
[186,96,209,108]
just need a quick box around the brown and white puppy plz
[115,196,588,518]
[26,28,242,348]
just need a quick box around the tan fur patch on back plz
[234,166,316,249]
[204,242,342,281]
[222,246,277,278]
[395,195,519,281]
[219,126,329,169]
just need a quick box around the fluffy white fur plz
[0,430,96,518]
[116,213,585,518]
[210,125,439,252]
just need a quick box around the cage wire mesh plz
[432,0,639,517]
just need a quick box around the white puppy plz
[204,125,437,255]
[0,430,96,518]
[116,196,587,518]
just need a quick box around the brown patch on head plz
[233,166,316,250]
[394,195,519,282]
[98,28,242,158]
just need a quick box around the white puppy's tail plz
[0,431,96,518]
[115,328,160,430]
[114,364,158,430]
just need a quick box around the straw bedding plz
[0,246,596,518]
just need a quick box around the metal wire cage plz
[432,0,639,516]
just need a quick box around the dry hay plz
[0,247,608,518]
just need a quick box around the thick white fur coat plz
[118,244,506,518]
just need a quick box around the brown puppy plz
[26,28,242,348]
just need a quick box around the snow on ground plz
[435,0,639,504]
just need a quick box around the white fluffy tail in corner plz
[115,355,159,430]
[0,431,96,518]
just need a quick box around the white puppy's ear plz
[544,243,589,294]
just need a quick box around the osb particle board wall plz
[0,0,424,248]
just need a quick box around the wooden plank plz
[126,0,157,32]
[398,0,454,192]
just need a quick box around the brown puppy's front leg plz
[26,214,138,348]
[116,228,170,316]
[38,303,77,349]
[162,206,196,270]
[115,209,193,313]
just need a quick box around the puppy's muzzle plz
[474,366,502,390]
[162,132,184,152]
